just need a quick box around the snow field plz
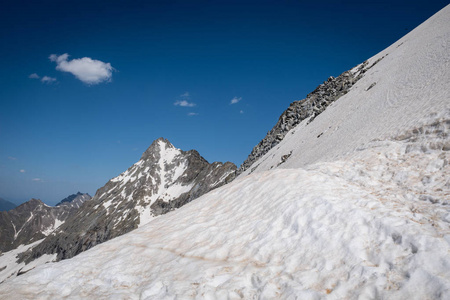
[0,127,448,298]
[0,4,449,299]
[0,239,57,284]
[241,4,450,175]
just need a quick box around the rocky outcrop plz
[0,193,91,253]
[238,58,385,174]
[20,138,236,263]
[55,192,89,208]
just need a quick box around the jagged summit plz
[55,192,90,207]
[22,198,44,206]
[19,138,236,263]
[140,137,174,160]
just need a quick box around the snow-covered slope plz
[239,3,450,176]
[0,130,448,298]
[0,4,449,299]
[17,138,236,264]
[0,193,91,283]
[0,239,57,284]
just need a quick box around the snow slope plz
[240,3,450,176]
[0,240,57,284]
[0,4,449,300]
[11,138,235,268]
[0,134,448,298]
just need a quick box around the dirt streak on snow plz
[0,128,448,298]
[0,4,449,300]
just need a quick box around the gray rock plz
[237,58,385,174]
[0,193,91,253]
[19,138,236,263]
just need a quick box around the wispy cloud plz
[8,156,17,160]
[41,76,57,84]
[187,112,199,116]
[175,100,196,107]
[230,97,242,104]
[49,53,114,85]
[174,92,196,107]
[20,169,26,173]
[240,110,244,114]
[29,73,57,84]
[32,178,43,182]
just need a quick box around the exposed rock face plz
[238,57,385,174]
[0,198,16,212]
[0,193,91,253]
[21,138,236,262]
[55,192,88,208]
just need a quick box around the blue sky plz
[1,0,448,205]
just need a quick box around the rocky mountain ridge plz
[0,193,91,253]
[19,138,236,263]
[238,57,385,174]
[55,192,88,208]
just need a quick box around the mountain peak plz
[140,137,176,160]
[28,198,44,205]
[55,192,91,207]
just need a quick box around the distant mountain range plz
[0,198,16,212]
[20,138,236,263]
[55,192,88,207]
[0,193,91,253]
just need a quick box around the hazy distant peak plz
[55,192,91,207]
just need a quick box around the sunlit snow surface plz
[0,240,57,284]
[240,4,450,176]
[1,4,449,300]
[1,135,448,298]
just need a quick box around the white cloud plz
[49,53,114,85]
[8,156,17,160]
[29,73,40,79]
[32,178,43,182]
[187,112,198,116]
[174,92,196,107]
[230,97,242,104]
[174,100,196,107]
[20,169,26,173]
[240,110,244,114]
[41,76,57,84]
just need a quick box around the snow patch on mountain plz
[41,218,64,236]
